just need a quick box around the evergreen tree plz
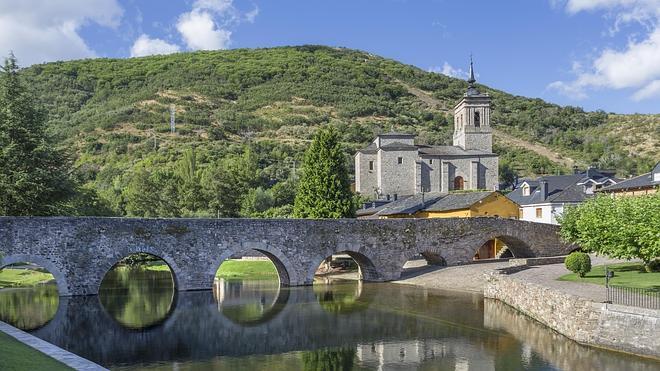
[293,127,354,218]
[0,54,72,215]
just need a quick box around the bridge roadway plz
[0,217,571,296]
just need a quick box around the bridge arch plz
[0,254,70,296]
[472,234,535,260]
[209,242,295,287]
[306,244,383,284]
[97,247,181,294]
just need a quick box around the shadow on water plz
[0,268,657,370]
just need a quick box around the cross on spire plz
[468,54,476,85]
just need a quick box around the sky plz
[0,0,659,114]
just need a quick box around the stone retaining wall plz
[485,269,660,358]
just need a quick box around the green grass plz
[558,263,660,291]
[145,259,279,280]
[0,268,55,288]
[0,331,72,370]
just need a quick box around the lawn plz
[0,268,55,288]
[558,263,660,291]
[0,331,71,371]
[145,259,279,280]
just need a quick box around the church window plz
[368,161,374,171]
[429,159,433,164]
[474,111,481,127]
[454,176,464,190]
[397,157,403,164]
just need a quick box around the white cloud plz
[177,10,232,50]
[130,34,180,57]
[175,0,256,51]
[0,0,123,66]
[429,62,466,78]
[549,0,660,101]
[632,79,660,100]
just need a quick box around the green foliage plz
[5,46,656,217]
[294,127,354,218]
[0,54,74,215]
[302,347,356,371]
[560,194,660,269]
[564,252,592,277]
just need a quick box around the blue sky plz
[1,0,659,114]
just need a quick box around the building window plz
[474,111,481,127]
[454,176,464,190]
[522,185,530,196]
[368,161,374,171]
[397,157,403,164]
[429,159,433,164]
[535,208,542,218]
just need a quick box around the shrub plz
[565,252,591,277]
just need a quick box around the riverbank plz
[0,330,71,371]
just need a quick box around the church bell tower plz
[452,57,493,153]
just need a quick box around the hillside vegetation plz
[16,46,658,217]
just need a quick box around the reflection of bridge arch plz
[213,279,290,326]
[313,279,374,315]
[1,217,572,296]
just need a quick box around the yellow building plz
[372,191,519,220]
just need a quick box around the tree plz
[0,53,73,215]
[202,149,259,217]
[559,194,660,271]
[293,127,354,218]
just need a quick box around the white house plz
[507,168,618,225]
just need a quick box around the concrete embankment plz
[484,266,660,359]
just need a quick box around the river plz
[0,268,657,370]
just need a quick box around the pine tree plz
[0,53,72,215]
[293,127,354,218]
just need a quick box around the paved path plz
[395,256,629,300]
[395,260,510,292]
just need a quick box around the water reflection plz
[213,278,289,325]
[0,284,59,330]
[98,267,175,329]
[313,278,371,314]
[0,271,656,370]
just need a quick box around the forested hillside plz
[17,46,659,217]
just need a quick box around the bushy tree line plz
[559,194,660,271]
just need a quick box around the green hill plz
[17,45,659,217]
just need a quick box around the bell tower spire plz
[468,54,476,85]
[452,55,492,152]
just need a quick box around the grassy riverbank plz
[559,263,660,291]
[0,331,71,371]
[0,268,54,288]
[146,259,279,280]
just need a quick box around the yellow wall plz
[468,192,519,218]
[415,209,472,218]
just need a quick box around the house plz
[598,162,659,197]
[354,59,498,199]
[507,168,618,225]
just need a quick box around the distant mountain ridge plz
[17,46,658,202]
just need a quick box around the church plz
[354,60,499,199]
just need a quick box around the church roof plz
[418,145,495,156]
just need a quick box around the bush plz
[565,252,591,277]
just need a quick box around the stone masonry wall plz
[0,217,571,296]
[485,270,660,358]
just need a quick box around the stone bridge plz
[0,217,571,296]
